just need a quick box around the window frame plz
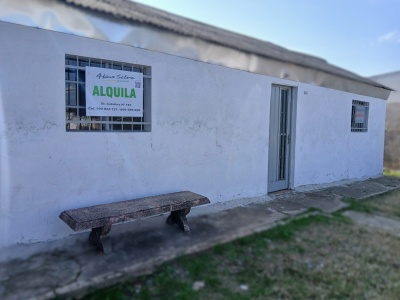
[351,100,369,132]
[65,55,151,132]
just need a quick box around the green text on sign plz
[92,86,136,99]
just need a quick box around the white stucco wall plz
[293,85,386,186]
[0,22,385,248]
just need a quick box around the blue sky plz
[133,0,399,77]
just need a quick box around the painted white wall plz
[0,22,385,249]
[293,84,386,186]
[0,22,272,248]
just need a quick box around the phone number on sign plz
[87,107,140,112]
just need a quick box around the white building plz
[0,0,390,249]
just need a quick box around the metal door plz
[268,85,293,192]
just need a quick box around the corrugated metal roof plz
[64,0,386,89]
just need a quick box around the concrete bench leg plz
[166,207,191,232]
[89,225,112,254]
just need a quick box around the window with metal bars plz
[351,100,369,132]
[65,55,151,132]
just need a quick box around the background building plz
[371,71,400,170]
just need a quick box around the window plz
[65,55,151,132]
[351,100,369,132]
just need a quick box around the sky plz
[133,0,400,78]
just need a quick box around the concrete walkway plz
[1,176,400,300]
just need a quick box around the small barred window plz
[65,55,151,132]
[351,100,369,132]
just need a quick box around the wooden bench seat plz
[59,191,210,253]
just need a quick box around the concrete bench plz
[59,191,210,254]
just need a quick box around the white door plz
[268,85,294,192]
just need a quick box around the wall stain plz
[3,120,58,137]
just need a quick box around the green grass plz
[82,190,400,300]
[384,169,400,178]
[83,214,338,300]
[340,197,374,214]
[364,189,400,218]
[339,189,400,219]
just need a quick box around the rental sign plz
[354,105,366,123]
[85,66,143,117]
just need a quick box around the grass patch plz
[364,189,400,219]
[338,189,400,219]
[340,197,374,214]
[85,284,135,300]
[82,191,400,300]
[384,169,400,178]
[253,213,330,241]
[82,215,346,300]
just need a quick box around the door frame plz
[268,84,297,192]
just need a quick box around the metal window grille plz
[279,88,289,180]
[351,100,369,132]
[65,55,151,132]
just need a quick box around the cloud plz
[379,30,400,43]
